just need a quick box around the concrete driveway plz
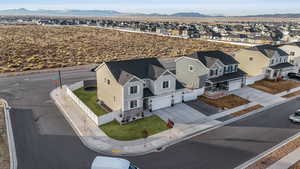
[185,100,220,116]
[231,87,286,106]
[153,103,214,124]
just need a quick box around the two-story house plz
[234,45,296,80]
[96,58,187,124]
[176,51,247,95]
[278,42,300,70]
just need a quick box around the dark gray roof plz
[176,80,185,90]
[105,58,168,85]
[208,69,247,83]
[248,45,288,58]
[269,62,294,70]
[188,51,239,67]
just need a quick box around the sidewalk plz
[267,148,300,169]
[50,87,222,156]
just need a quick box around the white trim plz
[95,62,105,72]
[188,65,194,72]
[162,80,171,89]
[123,76,145,86]
[175,56,210,72]
[128,99,138,110]
[128,85,139,95]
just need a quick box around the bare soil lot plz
[250,79,300,94]
[199,94,250,110]
[0,25,243,73]
[290,160,300,169]
[232,105,263,117]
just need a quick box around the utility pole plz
[58,70,63,88]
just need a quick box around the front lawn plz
[250,79,300,94]
[73,87,108,116]
[199,94,250,109]
[100,115,169,141]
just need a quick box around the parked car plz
[289,110,300,123]
[91,156,139,169]
[288,73,300,79]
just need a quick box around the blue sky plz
[0,0,299,15]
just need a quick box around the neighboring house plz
[278,42,300,70]
[234,45,296,79]
[96,58,188,124]
[176,51,247,95]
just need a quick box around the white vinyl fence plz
[66,81,117,126]
[183,88,204,102]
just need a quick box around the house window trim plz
[129,85,139,95]
[129,100,138,109]
[162,80,170,89]
[188,65,194,72]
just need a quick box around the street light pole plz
[58,70,63,88]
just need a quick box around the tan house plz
[278,42,300,70]
[96,58,188,124]
[176,51,246,97]
[234,45,296,79]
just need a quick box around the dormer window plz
[162,81,170,89]
[130,86,138,94]
[290,52,295,56]
[188,65,194,72]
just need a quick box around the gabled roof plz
[104,58,169,85]
[188,51,239,68]
[248,44,288,58]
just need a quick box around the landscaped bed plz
[100,115,169,141]
[289,160,300,169]
[73,87,107,116]
[250,79,300,94]
[199,94,250,110]
[283,90,300,98]
[232,105,264,117]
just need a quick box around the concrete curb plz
[234,132,300,169]
[0,99,18,169]
[233,94,300,169]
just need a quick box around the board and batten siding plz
[96,64,123,112]
[123,78,144,112]
[176,57,209,89]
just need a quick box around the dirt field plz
[0,105,9,169]
[199,94,250,109]
[250,79,300,94]
[0,25,243,73]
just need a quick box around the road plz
[0,68,300,169]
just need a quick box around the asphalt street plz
[0,68,300,169]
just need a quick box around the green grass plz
[73,87,107,116]
[100,115,169,141]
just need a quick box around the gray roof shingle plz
[188,51,239,67]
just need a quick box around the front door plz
[143,98,149,110]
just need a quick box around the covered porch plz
[266,63,296,80]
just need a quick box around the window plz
[234,65,238,72]
[188,65,194,72]
[249,57,253,61]
[224,66,227,73]
[130,100,138,109]
[279,58,282,63]
[290,52,295,56]
[107,79,110,85]
[210,70,214,76]
[162,81,169,89]
[271,59,274,64]
[130,86,138,94]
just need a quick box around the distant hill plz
[244,13,300,18]
[0,9,212,17]
[0,8,121,16]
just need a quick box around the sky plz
[0,0,299,16]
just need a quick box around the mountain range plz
[0,8,299,18]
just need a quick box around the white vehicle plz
[91,156,139,169]
[289,110,300,123]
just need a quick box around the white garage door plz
[151,95,172,111]
[229,79,242,91]
[174,93,183,104]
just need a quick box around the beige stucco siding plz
[234,49,269,77]
[96,64,123,111]
[176,57,209,89]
